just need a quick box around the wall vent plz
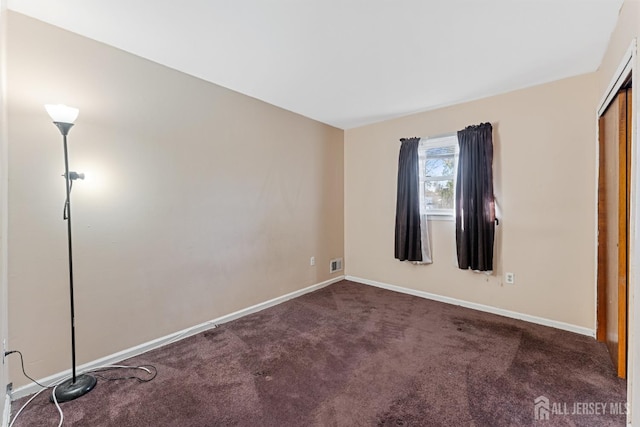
[330,258,343,273]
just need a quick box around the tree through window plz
[418,134,459,217]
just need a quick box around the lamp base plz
[50,374,97,403]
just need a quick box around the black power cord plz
[62,180,74,220]
[4,350,51,389]
[5,350,158,386]
[6,349,159,427]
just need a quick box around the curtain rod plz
[399,131,457,143]
[403,122,491,142]
[421,131,458,141]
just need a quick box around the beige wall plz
[345,73,598,329]
[6,12,344,387]
[0,0,9,419]
[595,0,640,422]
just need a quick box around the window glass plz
[418,135,459,217]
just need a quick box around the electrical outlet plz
[310,256,315,266]
[505,272,515,284]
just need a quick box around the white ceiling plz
[7,0,624,129]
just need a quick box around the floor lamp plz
[45,104,97,403]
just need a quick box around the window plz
[418,134,459,218]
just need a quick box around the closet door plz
[597,86,631,379]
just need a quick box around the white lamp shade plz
[45,104,79,124]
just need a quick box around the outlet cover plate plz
[505,272,515,284]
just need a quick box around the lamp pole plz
[46,105,97,403]
[59,123,78,384]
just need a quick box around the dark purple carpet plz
[12,280,626,426]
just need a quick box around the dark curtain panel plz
[395,137,422,262]
[455,123,495,271]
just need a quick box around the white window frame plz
[418,133,459,220]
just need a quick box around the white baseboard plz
[11,275,345,400]
[345,275,595,337]
[2,392,9,427]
